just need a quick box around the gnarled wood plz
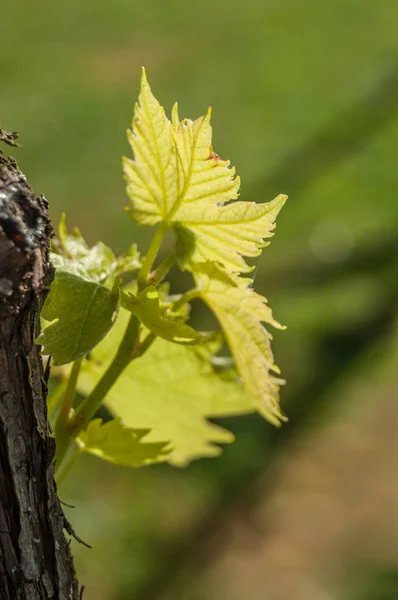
[0,133,78,599]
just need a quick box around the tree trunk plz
[0,133,78,599]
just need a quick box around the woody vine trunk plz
[0,132,78,599]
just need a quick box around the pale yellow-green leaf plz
[169,107,239,220]
[37,274,120,365]
[53,214,117,283]
[123,69,176,225]
[113,243,141,278]
[175,194,286,272]
[193,263,286,426]
[77,308,256,466]
[121,286,202,345]
[39,215,123,365]
[76,418,169,467]
[123,69,286,272]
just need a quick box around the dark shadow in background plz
[346,567,398,600]
[260,64,398,201]
[132,64,398,600]
[137,272,398,600]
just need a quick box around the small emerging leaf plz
[77,418,169,467]
[53,215,141,283]
[53,214,117,283]
[113,243,141,277]
[37,273,119,365]
[121,286,202,345]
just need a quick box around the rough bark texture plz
[0,134,78,599]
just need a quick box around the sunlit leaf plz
[37,274,119,365]
[53,214,117,283]
[76,418,169,467]
[123,70,176,225]
[175,194,286,272]
[121,286,202,345]
[113,243,141,278]
[77,308,256,466]
[194,263,286,426]
[123,69,286,273]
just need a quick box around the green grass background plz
[2,1,398,598]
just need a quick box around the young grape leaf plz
[53,214,141,282]
[194,263,286,426]
[121,286,202,345]
[76,308,256,466]
[76,418,169,467]
[37,216,144,364]
[113,243,142,278]
[123,69,286,272]
[174,194,286,272]
[37,273,120,365]
[53,214,117,282]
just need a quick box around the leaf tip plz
[140,67,152,95]
[276,193,288,207]
[172,102,180,127]
[266,193,288,221]
[58,213,68,241]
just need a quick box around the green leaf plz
[113,243,142,278]
[37,273,120,365]
[52,214,141,282]
[174,194,286,272]
[121,286,202,345]
[76,418,169,467]
[194,263,286,426]
[53,214,117,283]
[77,308,256,466]
[123,69,286,272]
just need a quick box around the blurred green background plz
[2,1,398,598]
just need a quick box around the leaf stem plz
[68,313,141,439]
[56,446,80,487]
[54,358,83,471]
[54,224,170,470]
[148,252,175,286]
[139,332,156,356]
[138,223,167,289]
[47,378,68,421]
[173,288,201,312]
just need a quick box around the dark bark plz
[0,133,78,599]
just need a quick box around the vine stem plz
[138,223,167,289]
[56,447,80,487]
[55,315,156,476]
[148,251,176,286]
[47,378,68,420]
[173,288,201,312]
[64,313,139,440]
[54,226,167,476]
[139,331,156,356]
[54,357,83,471]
